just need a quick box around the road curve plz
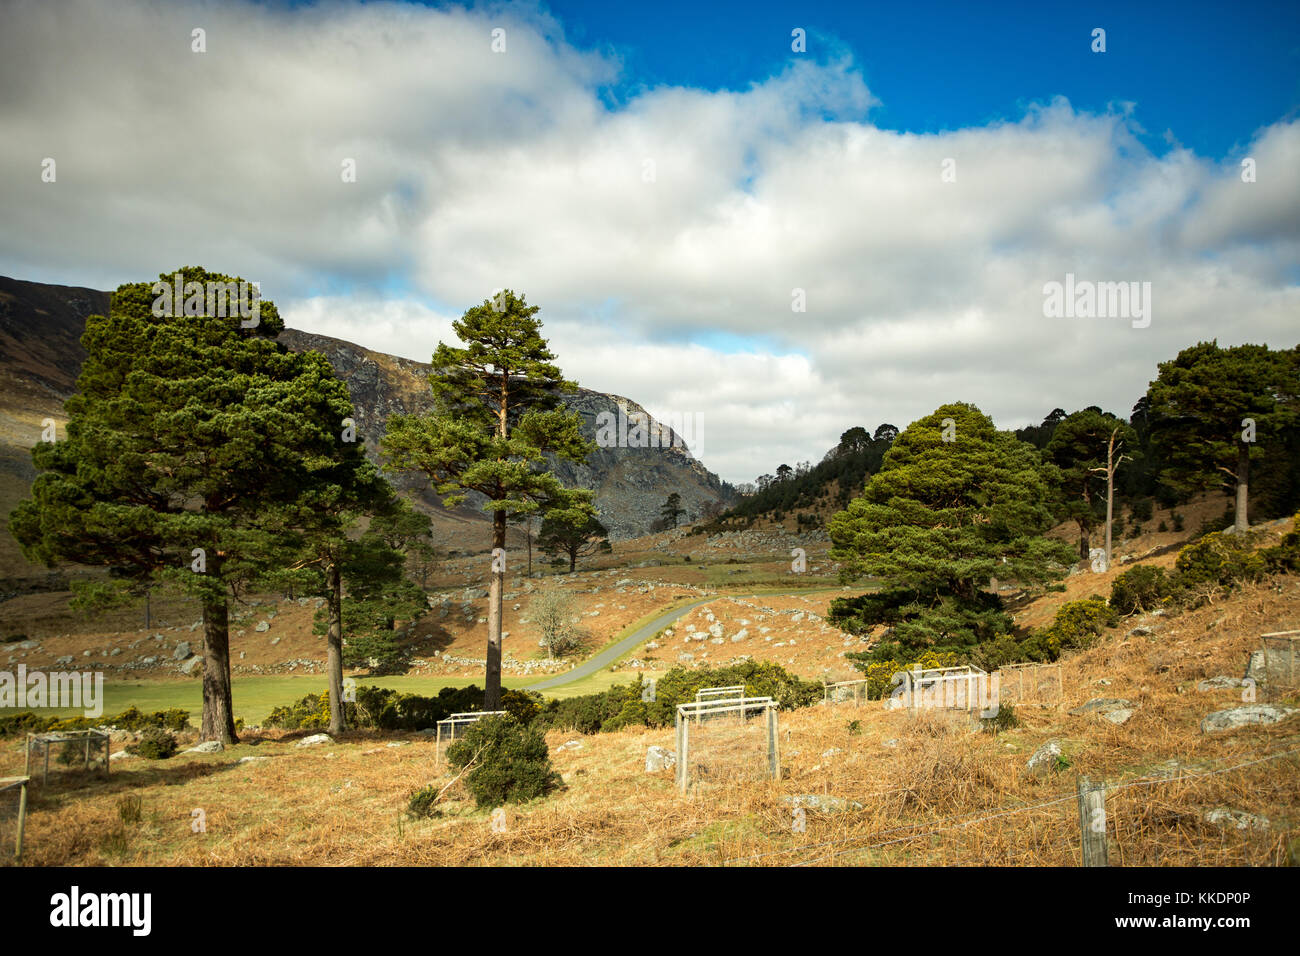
[525,597,714,691]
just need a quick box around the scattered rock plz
[255,621,270,632]
[645,745,676,772]
[172,642,192,661]
[882,738,899,748]
[1025,740,1063,776]
[1200,704,1298,734]
[237,756,268,765]
[782,794,862,813]
[1101,708,1135,725]
[1205,807,1269,830]
[555,740,583,752]
[184,740,224,754]
[180,657,203,675]
[1068,698,1134,716]
[296,733,334,747]
[1197,676,1246,691]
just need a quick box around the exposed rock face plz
[277,328,730,539]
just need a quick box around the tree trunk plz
[1078,522,1089,560]
[144,590,151,629]
[485,510,506,710]
[569,548,576,573]
[1235,441,1250,532]
[200,594,238,745]
[327,559,346,735]
[525,514,533,578]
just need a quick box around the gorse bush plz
[265,684,542,732]
[539,661,822,734]
[1175,531,1267,591]
[445,714,561,809]
[1039,598,1118,656]
[0,706,189,738]
[1109,566,1171,615]
[130,727,177,760]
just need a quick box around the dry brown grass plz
[3,568,1298,867]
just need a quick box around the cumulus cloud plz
[0,0,1296,483]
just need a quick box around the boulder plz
[180,657,203,675]
[645,745,676,772]
[1101,708,1134,725]
[172,642,192,661]
[296,733,334,747]
[1025,740,1063,776]
[1200,704,1298,734]
[1068,698,1133,716]
[1196,676,1245,692]
[184,740,224,754]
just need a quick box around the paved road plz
[525,597,714,691]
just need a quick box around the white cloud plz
[0,0,1296,484]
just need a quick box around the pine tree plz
[1147,342,1300,531]
[381,290,592,709]
[10,267,359,744]
[1045,409,1137,560]
[827,403,1075,659]
[537,489,610,572]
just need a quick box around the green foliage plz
[130,727,178,760]
[1147,341,1300,522]
[1045,408,1137,557]
[847,719,862,735]
[540,662,822,734]
[981,702,1018,733]
[845,649,965,699]
[445,714,561,809]
[0,706,189,738]
[1109,566,1172,615]
[828,403,1075,657]
[407,785,442,819]
[265,685,542,732]
[1041,597,1119,652]
[1174,531,1267,590]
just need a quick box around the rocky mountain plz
[277,328,730,539]
[0,278,730,577]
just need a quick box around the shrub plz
[981,702,1018,734]
[1041,598,1119,654]
[0,706,190,739]
[445,714,561,809]
[1109,565,1170,615]
[130,728,177,760]
[407,785,441,819]
[1263,513,1300,573]
[1171,511,1185,532]
[1130,498,1154,523]
[1174,531,1267,591]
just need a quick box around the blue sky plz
[542,0,1299,158]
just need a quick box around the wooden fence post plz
[766,705,778,780]
[676,713,688,794]
[1077,775,1108,866]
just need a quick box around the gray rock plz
[1101,708,1135,725]
[296,733,334,747]
[109,647,122,656]
[172,641,192,660]
[238,755,268,765]
[180,657,203,675]
[184,740,224,754]
[55,655,74,666]
[255,621,270,632]
[782,794,862,813]
[1205,807,1269,830]
[1069,698,1134,716]
[882,738,899,748]
[555,740,583,752]
[1200,704,1298,734]
[1025,740,1063,776]
[1196,676,1245,691]
[645,745,676,772]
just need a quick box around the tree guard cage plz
[823,678,869,706]
[25,730,110,786]
[893,665,998,715]
[675,696,779,794]
[0,776,29,862]
[1259,631,1300,699]
[996,662,1064,706]
[435,711,507,764]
